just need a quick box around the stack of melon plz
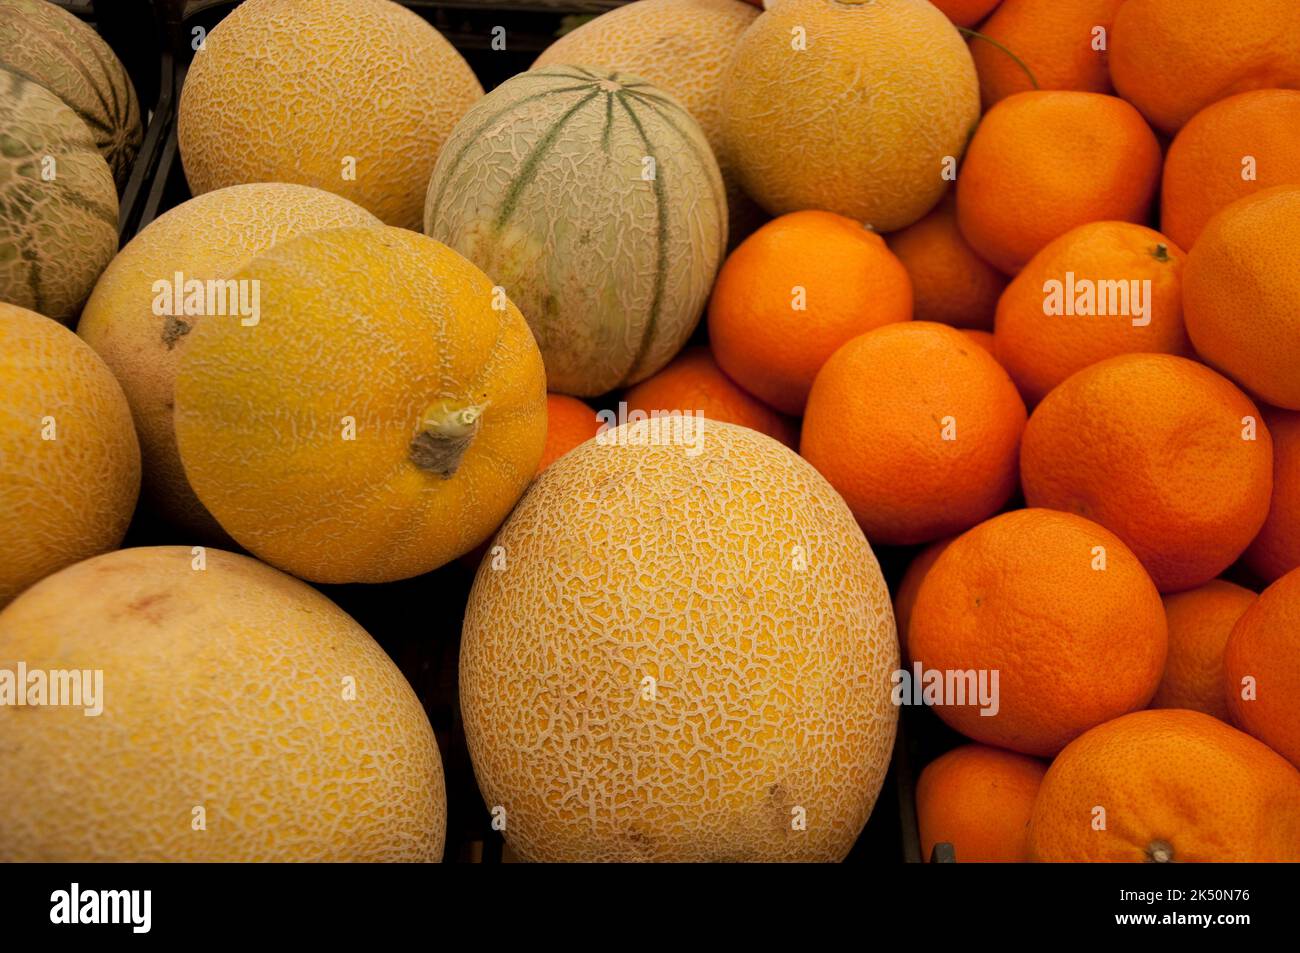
[0,0,1020,865]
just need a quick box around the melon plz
[531,0,765,242]
[0,0,142,188]
[0,302,139,608]
[173,225,547,584]
[460,417,899,861]
[425,67,727,397]
[177,0,483,229]
[0,67,118,324]
[0,546,446,861]
[78,183,381,540]
[721,0,981,231]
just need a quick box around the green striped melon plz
[531,0,765,245]
[424,67,727,397]
[0,0,142,189]
[0,67,118,325]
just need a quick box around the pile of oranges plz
[609,0,1300,862]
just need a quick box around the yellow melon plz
[177,0,483,229]
[0,302,139,608]
[78,183,380,539]
[0,546,446,861]
[173,225,547,584]
[460,417,899,861]
[532,0,765,241]
[721,0,980,231]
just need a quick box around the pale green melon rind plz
[0,0,142,189]
[0,67,119,325]
[424,67,727,397]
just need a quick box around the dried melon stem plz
[1145,839,1175,863]
[409,401,485,478]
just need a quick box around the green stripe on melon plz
[424,67,727,397]
[0,0,142,189]
[0,67,118,325]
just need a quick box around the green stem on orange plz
[1153,243,1170,262]
[959,28,1040,91]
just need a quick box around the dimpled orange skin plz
[1161,90,1300,251]
[1182,186,1300,411]
[1110,0,1300,136]
[961,329,995,353]
[885,196,1006,331]
[1151,580,1257,722]
[993,222,1192,406]
[1245,408,1300,583]
[969,0,1125,108]
[1020,354,1274,593]
[909,509,1167,757]
[537,394,602,473]
[916,744,1047,862]
[709,210,912,416]
[1028,709,1300,862]
[801,322,1025,547]
[893,537,954,663]
[956,91,1162,275]
[1225,567,1300,770]
[931,0,1001,28]
[622,346,798,449]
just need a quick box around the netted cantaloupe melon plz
[460,418,899,861]
[425,67,727,397]
[0,546,446,861]
[0,302,139,608]
[0,0,142,188]
[78,183,380,540]
[0,67,118,324]
[531,0,764,243]
[177,0,483,229]
[174,225,547,584]
[721,0,981,232]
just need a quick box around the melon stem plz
[1146,839,1174,863]
[409,401,485,478]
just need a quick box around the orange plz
[931,0,1002,29]
[1161,90,1300,251]
[1020,354,1273,593]
[893,537,954,663]
[909,508,1167,757]
[1225,567,1300,769]
[916,744,1046,862]
[1151,580,1257,721]
[622,346,797,449]
[1110,0,1300,135]
[968,0,1125,108]
[1028,709,1300,862]
[956,91,1161,274]
[993,221,1191,405]
[800,322,1025,546]
[885,195,1006,330]
[708,210,912,416]
[1245,407,1300,582]
[1183,186,1300,410]
[961,329,994,354]
[538,394,602,473]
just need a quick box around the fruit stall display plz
[0,0,1298,865]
